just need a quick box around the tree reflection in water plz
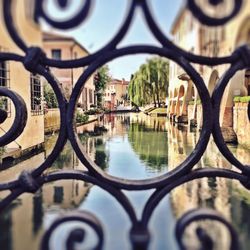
[128,122,168,171]
[79,113,169,176]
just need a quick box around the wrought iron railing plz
[0,0,249,249]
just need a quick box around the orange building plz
[42,32,95,110]
[104,78,129,110]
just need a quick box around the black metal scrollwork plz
[34,0,92,30]
[0,87,27,146]
[175,208,240,250]
[0,0,248,249]
[40,211,104,250]
[187,0,243,26]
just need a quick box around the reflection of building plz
[0,147,90,250]
[104,78,129,110]
[0,1,44,160]
[167,124,250,249]
[43,179,90,209]
[42,32,95,110]
[167,2,250,142]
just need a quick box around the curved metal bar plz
[67,45,212,190]
[0,87,27,146]
[0,179,19,191]
[141,168,246,227]
[212,46,250,174]
[0,1,249,249]
[3,0,27,52]
[0,169,138,226]
[41,170,138,224]
[187,0,243,26]
[40,210,104,250]
[42,0,137,68]
[0,53,24,62]
[30,65,68,177]
[140,0,240,66]
[34,0,92,30]
[0,188,24,211]
[175,208,240,250]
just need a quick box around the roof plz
[109,78,129,85]
[42,31,89,54]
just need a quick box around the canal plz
[0,113,250,250]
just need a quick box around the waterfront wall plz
[44,109,99,134]
[233,103,250,148]
[187,102,250,147]
[44,108,60,134]
[187,104,202,129]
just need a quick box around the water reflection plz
[80,113,171,179]
[0,113,249,250]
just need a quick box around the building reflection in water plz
[168,123,250,250]
[0,141,91,250]
[0,113,250,249]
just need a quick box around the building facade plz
[42,32,95,110]
[168,7,201,124]
[104,78,129,110]
[168,1,250,142]
[0,0,44,160]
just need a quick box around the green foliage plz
[0,97,8,111]
[0,147,5,156]
[94,138,108,170]
[44,83,58,108]
[94,65,112,107]
[188,99,201,105]
[234,96,240,102]
[149,108,167,114]
[52,143,73,169]
[128,57,169,107]
[234,96,250,103]
[76,111,89,124]
[84,108,103,115]
[128,122,168,169]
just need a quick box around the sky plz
[42,0,183,80]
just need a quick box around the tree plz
[44,83,58,108]
[94,65,112,107]
[128,57,169,107]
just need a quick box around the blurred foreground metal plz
[0,0,249,249]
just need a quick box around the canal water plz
[0,113,250,250]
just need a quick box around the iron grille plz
[0,0,249,249]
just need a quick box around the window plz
[0,61,9,87]
[89,89,93,103]
[30,74,42,115]
[51,49,61,60]
[53,186,64,204]
[0,60,11,116]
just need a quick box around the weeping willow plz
[128,57,169,107]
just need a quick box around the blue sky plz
[43,0,182,80]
